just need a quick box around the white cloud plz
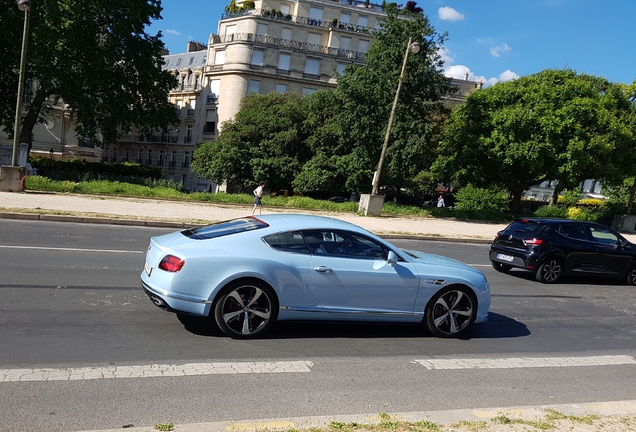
[438,7,465,21]
[165,29,181,35]
[490,43,511,57]
[499,70,519,81]
[437,47,454,67]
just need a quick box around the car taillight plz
[159,255,185,272]
[495,231,502,238]
[524,238,543,245]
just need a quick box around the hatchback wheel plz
[536,257,563,283]
[425,286,477,338]
[492,261,512,273]
[627,265,636,286]
[214,280,278,339]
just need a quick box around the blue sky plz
[152,0,636,86]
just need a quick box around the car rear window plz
[181,217,269,240]
[504,220,542,234]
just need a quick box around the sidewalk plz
[0,191,509,242]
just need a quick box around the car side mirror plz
[387,251,398,265]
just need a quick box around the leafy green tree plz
[0,0,178,152]
[334,8,453,194]
[192,92,316,192]
[433,69,636,214]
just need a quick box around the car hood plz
[402,249,481,273]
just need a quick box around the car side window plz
[263,231,310,254]
[559,224,588,241]
[589,226,619,245]
[302,230,389,260]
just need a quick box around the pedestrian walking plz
[252,181,266,216]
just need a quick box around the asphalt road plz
[1,220,636,432]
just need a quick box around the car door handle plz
[313,266,332,273]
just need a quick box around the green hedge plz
[30,158,162,184]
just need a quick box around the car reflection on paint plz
[141,214,491,339]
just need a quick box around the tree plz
[433,69,636,214]
[0,0,178,152]
[334,8,453,194]
[192,92,317,192]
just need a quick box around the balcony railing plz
[215,33,365,60]
[207,95,218,104]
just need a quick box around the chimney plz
[464,72,469,81]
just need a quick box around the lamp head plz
[409,42,421,54]
[17,0,30,12]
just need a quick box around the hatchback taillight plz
[159,255,185,272]
[524,238,543,245]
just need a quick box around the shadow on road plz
[177,312,530,340]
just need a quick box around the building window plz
[170,151,176,168]
[188,56,194,65]
[257,23,267,35]
[225,24,236,41]
[340,13,351,25]
[158,151,164,166]
[185,125,193,143]
[308,7,323,25]
[278,52,291,71]
[340,36,351,50]
[210,79,220,101]
[248,80,260,94]
[302,88,316,95]
[304,58,320,77]
[359,40,370,53]
[137,149,143,164]
[250,49,264,68]
[336,63,347,75]
[183,152,191,169]
[307,32,322,46]
[281,27,292,41]
[146,150,152,165]
[176,58,182,66]
[214,50,225,65]
[204,122,216,133]
[280,4,290,15]
[276,84,287,94]
[357,16,368,28]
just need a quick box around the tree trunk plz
[19,85,53,155]
[549,184,563,206]
[627,178,636,213]
[509,187,523,215]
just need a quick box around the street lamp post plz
[359,37,420,215]
[12,0,31,167]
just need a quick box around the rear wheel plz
[491,261,512,273]
[214,280,278,339]
[536,257,563,283]
[425,286,477,338]
[627,265,636,286]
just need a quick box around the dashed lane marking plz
[413,355,636,370]
[0,245,143,253]
[0,361,314,382]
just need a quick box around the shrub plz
[533,205,567,218]
[453,185,510,213]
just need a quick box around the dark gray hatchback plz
[489,218,636,285]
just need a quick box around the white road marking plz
[0,361,314,382]
[0,245,142,254]
[413,355,636,370]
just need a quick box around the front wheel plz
[214,280,278,339]
[535,257,563,283]
[425,286,477,338]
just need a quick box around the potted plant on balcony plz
[331,18,338,28]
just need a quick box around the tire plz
[425,286,477,338]
[213,280,278,339]
[535,257,563,283]
[627,265,636,286]
[491,261,512,273]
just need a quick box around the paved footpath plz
[0,191,512,242]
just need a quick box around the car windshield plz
[181,217,269,240]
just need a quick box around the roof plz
[162,51,207,71]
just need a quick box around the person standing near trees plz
[252,181,266,216]
[437,195,445,207]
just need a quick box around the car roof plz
[255,214,368,233]
[513,218,598,226]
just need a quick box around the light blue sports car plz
[141,214,490,339]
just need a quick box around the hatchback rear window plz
[504,221,542,234]
[181,217,269,240]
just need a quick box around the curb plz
[76,400,636,432]
[0,211,493,244]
